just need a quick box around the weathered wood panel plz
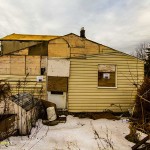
[10,56,25,75]
[12,48,29,55]
[29,42,48,56]
[47,76,68,92]
[48,34,142,61]
[1,41,40,55]
[41,56,47,68]
[41,56,47,75]
[26,56,40,75]
[0,55,42,75]
[48,38,70,58]
[0,56,10,74]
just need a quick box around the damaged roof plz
[0,33,60,41]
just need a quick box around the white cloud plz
[0,0,150,53]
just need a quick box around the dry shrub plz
[0,81,11,101]
[134,77,150,124]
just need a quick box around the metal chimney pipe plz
[80,27,86,38]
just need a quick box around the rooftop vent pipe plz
[80,27,86,38]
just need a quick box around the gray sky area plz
[0,0,150,54]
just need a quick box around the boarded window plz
[47,76,68,92]
[98,65,116,87]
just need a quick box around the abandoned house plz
[0,29,144,113]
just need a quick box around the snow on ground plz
[0,115,138,150]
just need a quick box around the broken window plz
[98,64,116,87]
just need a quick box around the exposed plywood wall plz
[85,40,100,54]
[48,38,70,58]
[63,34,85,48]
[26,56,41,75]
[2,41,40,55]
[12,48,29,55]
[28,42,48,56]
[68,51,144,112]
[47,76,68,92]
[10,56,25,75]
[0,75,46,100]
[41,56,47,68]
[63,34,100,57]
[41,56,47,75]
[48,34,105,58]
[0,56,10,74]
[0,55,43,75]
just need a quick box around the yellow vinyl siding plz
[68,52,144,112]
[0,75,46,100]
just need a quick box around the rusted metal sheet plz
[47,76,68,92]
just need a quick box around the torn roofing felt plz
[11,93,40,111]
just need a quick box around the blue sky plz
[0,0,150,53]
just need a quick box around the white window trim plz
[97,65,117,89]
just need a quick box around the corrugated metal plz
[68,52,144,112]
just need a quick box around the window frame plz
[97,64,117,89]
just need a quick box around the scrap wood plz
[42,116,66,126]
[132,135,150,150]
